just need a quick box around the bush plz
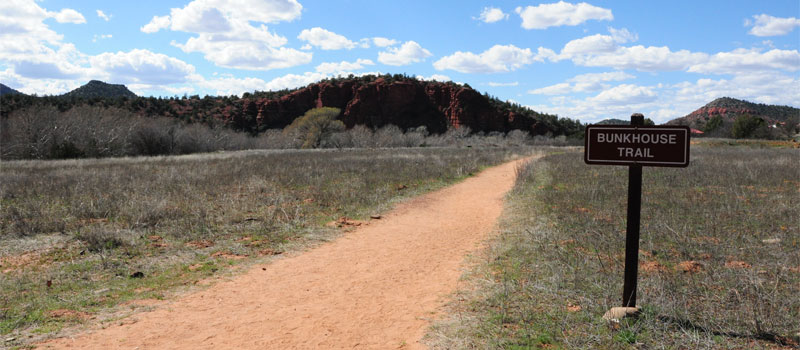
[283,107,345,148]
[129,119,177,156]
[732,114,767,139]
[703,115,723,133]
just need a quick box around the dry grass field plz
[428,143,799,349]
[0,147,528,347]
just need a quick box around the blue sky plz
[1,0,798,123]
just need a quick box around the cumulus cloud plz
[89,49,196,85]
[529,83,572,95]
[141,15,171,33]
[378,41,432,66]
[529,71,635,95]
[434,44,540,73]
[528,69,800,124]
[163,0,301,32]
[590,84,656,105]
[315,59,375,74]
[51,8,86,24]
[476,7,508,23]
[561,34,618,57]
[142,0,309,70]
[175,39,311,70]
[416,74,451,82]
[747,14,800,36]
[515,1,612,30]
[96,10,111,21]
[688,48,800,74]
[372,37,398,47]
[572,45,708,71]
[298,27,358,50]
[0,1,90,81]
[558,28,636,58]
[192,74,268,96]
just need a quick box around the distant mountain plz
[667,97,799,138]
[0,83,24,96]
[595,118,630,125]
[63,80,137,99]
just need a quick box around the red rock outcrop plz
[667,96,798,130]
[239,78,541,134]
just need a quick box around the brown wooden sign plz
[584,125,690,167]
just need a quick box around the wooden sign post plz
[584,114,690,307]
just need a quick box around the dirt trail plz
[41,156,533,350]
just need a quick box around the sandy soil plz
[39,156,532,350]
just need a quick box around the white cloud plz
[528,69,800,124]
[0,1,89,80]
[165,0,301,32]
[96,10,111,21]
[561,33,618,56]
[529,83,572,95]
[262,71,328,91]
[192,74,268,96]
[477,7,508,23]
[416,74,451,82]
[141,15,171,33]
[372,37,398,47]
[515,1,612,30]
[572,45,708,71]
[89,49,196,85]
[688,48,800,74]
[0,68,82,95]
[175,38,311,70]
[50,8,86,24]
[559,28,636,59]
[298,27,357,50]
[590,84,656,105]
[377,41,432,66]
[143,0,308,70]
[357,38,371,49]
[315,59,375,74]
[488,81,519,87]
[747,14,800,36]
[608,27,638,43]
[170,3,231,33]
[433,44,536,73]
[529,71,634,95]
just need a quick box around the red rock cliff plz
[238,78,542,134]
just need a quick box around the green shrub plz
[283,107,344,148]
[732,114,767,139]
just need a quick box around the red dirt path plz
[40,157,532,350]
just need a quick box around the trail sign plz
[584,125,690,167]
[584,114,691,309]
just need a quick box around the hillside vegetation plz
[0,74,583,136]
[668,97,799,139]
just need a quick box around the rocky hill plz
[63,80,137,99]
[0,83,24,96]
[0,75,583,137]
[234,75,571,134]
[668,97,798,128]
